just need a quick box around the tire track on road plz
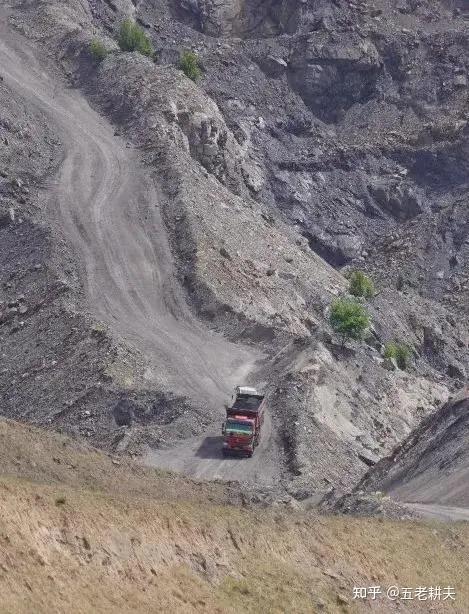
[0,22,279,484]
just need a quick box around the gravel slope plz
[0,18,280,483]
[349,392,469,519]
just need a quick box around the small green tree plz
[348,270,375,299]
[90,39,108,63]
[384,342,411,370]
[179,50,201,81]
[329,298,370,345]
[117,18,154,58]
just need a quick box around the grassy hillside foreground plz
[0,419,469,613]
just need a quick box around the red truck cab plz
[222,386,265,457]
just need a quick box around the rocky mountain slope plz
[344,390,469,509]
[3,416,469,613]
[0,0,468,499]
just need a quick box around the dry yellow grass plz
[1,419,469,613]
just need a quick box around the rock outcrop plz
[347,391,469,508]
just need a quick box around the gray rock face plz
[183,111,228,177]
[178,0,301,37]
[259,55,288,78]
[331,491,419,520]
[288,34,382,121]
[352,393,469,509]
[368,181,426,221]
[454,73,467,88]
[113,399,134,426]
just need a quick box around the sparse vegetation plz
[329,298,370,345]
[3,405,469,613]
[117,19,154,58]
[179,50,201,81]
[348,270,375,299]
[89,39,108,63]
[384,342,412,369]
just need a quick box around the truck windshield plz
[226,421,253,434]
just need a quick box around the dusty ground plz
[143,407,280,486]
[0,417,259,506]
[2,417,469,613]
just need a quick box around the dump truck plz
[222,386,265,457]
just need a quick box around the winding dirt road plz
[0,18,278,484]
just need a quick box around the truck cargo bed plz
[229,393,265,413]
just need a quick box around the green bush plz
[117,18,154,58]
[179,50,201,81]
[348,270,375,299]
[384,342,411,370]
[329,298,370,345]
[90,39,108,62]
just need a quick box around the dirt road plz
[143,407,280,486]
[0,18,278,484]
[405,504,469,522]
